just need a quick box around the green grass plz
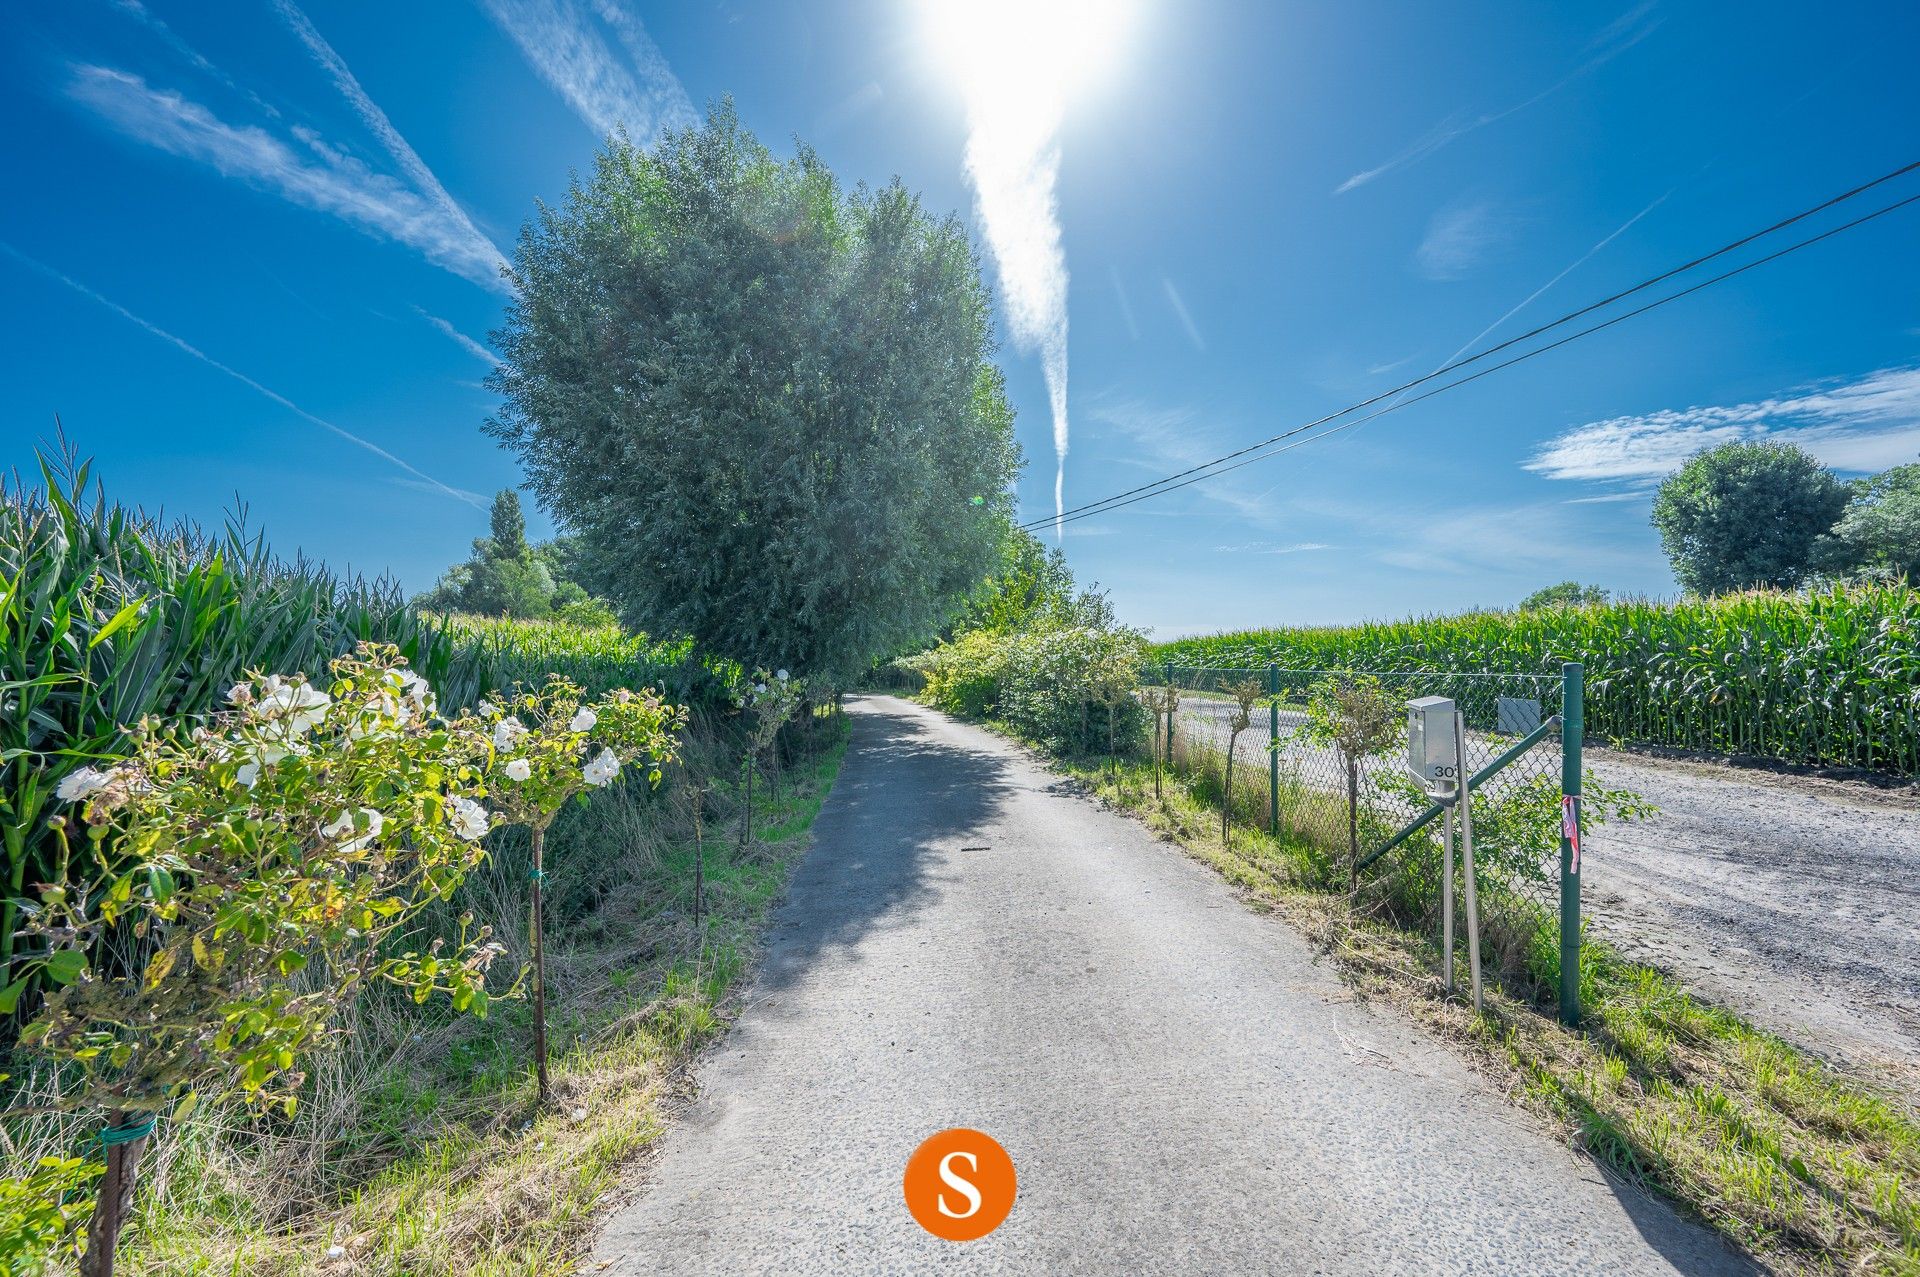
[1151,583,1920,773]
[114,722,849,1277]
[1050,741,1920,1275]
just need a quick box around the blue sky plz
[3,2,1917,638]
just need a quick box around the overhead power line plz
[1023,159,1920,533]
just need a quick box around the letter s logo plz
[904,1129,1016,1241]
[936,1151,982,1219]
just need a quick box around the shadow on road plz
[752,696,1019,996]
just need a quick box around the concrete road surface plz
[591,696,1750,1276]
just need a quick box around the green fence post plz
[1559,661,1584,1027]
[1267,664,1280,837]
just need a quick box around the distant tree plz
[952,526,1078,635]
[1815,462,1920,580]
[417,490,618,622]
[488,103,1020,683]
[1518,580,1610,610]
[1650,442,1848,594]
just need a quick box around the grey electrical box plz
[1407,696,1459,794]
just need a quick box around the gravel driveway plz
[592,696,1747,1275]
[1179,699,1920,1085]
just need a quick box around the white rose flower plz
[478,699,500,717]
[56,766,112,802]
[754,682,768,695]
[449,796,491,841]
[258,678,331,734]
[776,669,790,682]
[493,718,528,750]
[320,807,384,852]
[568,707,598,733]
[582,748,620,788]
[226,681,254,706]
[504,758,533,782]
[388,669,434,714]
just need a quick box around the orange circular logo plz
[902,1128,1017,1241]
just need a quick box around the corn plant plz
[471,680,685,1101]
[6,646,503,1277]
[1152,585,1920,773]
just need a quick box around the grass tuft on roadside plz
[1047,745,1920,1276]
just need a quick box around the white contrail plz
[2,241,484,508]
[271,0,506,281]
[414,306,503,367]
[481,0,694,143]
[953,67,1072,537]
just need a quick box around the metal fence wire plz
[1146,665,1579,1015]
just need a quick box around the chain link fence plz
[1146,664,1579,1015]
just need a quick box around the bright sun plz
[919,0,1140,126]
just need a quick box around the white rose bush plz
[734,668,803,851]
[470,677,686,1100]
[7,645,505,1277]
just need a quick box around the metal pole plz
[1441,800,1455,995]
[1559,661,1585,1026]
[1454,709,1483,1012]
[1267,665,1280,837]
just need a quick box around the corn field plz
[1153,586,1920,773]
[0,454,732,1007]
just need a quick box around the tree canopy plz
[1650,441,1848,594]
[1518,580,1610,610]
[488,103,1021,682]
[1818,462,1920,581]
[417,490,614,625]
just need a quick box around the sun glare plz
[920,0,1139,125]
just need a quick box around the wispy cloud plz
[107,0,282,118]
[1213,541,1332,555]
[2,240,484,507]
[414,307,502,367]
[1376,502,1642,575]
[271,1,504,273]
[1414,200,1507,281]
[1527,365,1920,482]
[1161,277,1205,352]
[481,0,694,143]
[66,64,510,293]
[1336,1,1660,194]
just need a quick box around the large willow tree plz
[489,103,1021,681]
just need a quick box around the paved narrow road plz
[592,696,1748,1275]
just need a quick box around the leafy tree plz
[488,103,1020,683]
[1219,679,1264,845]
[1815,462,1920,580]
[1296,675,1400,891]
[1518,580,1609,610]
[418,490,620,622]
[1650,442,1848,594]
[952,525,1078,635]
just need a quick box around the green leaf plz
[88,596,148,648]
[0,975,33,1014]
[44,949,87,985]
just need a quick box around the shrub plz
[7,645,504,1275]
